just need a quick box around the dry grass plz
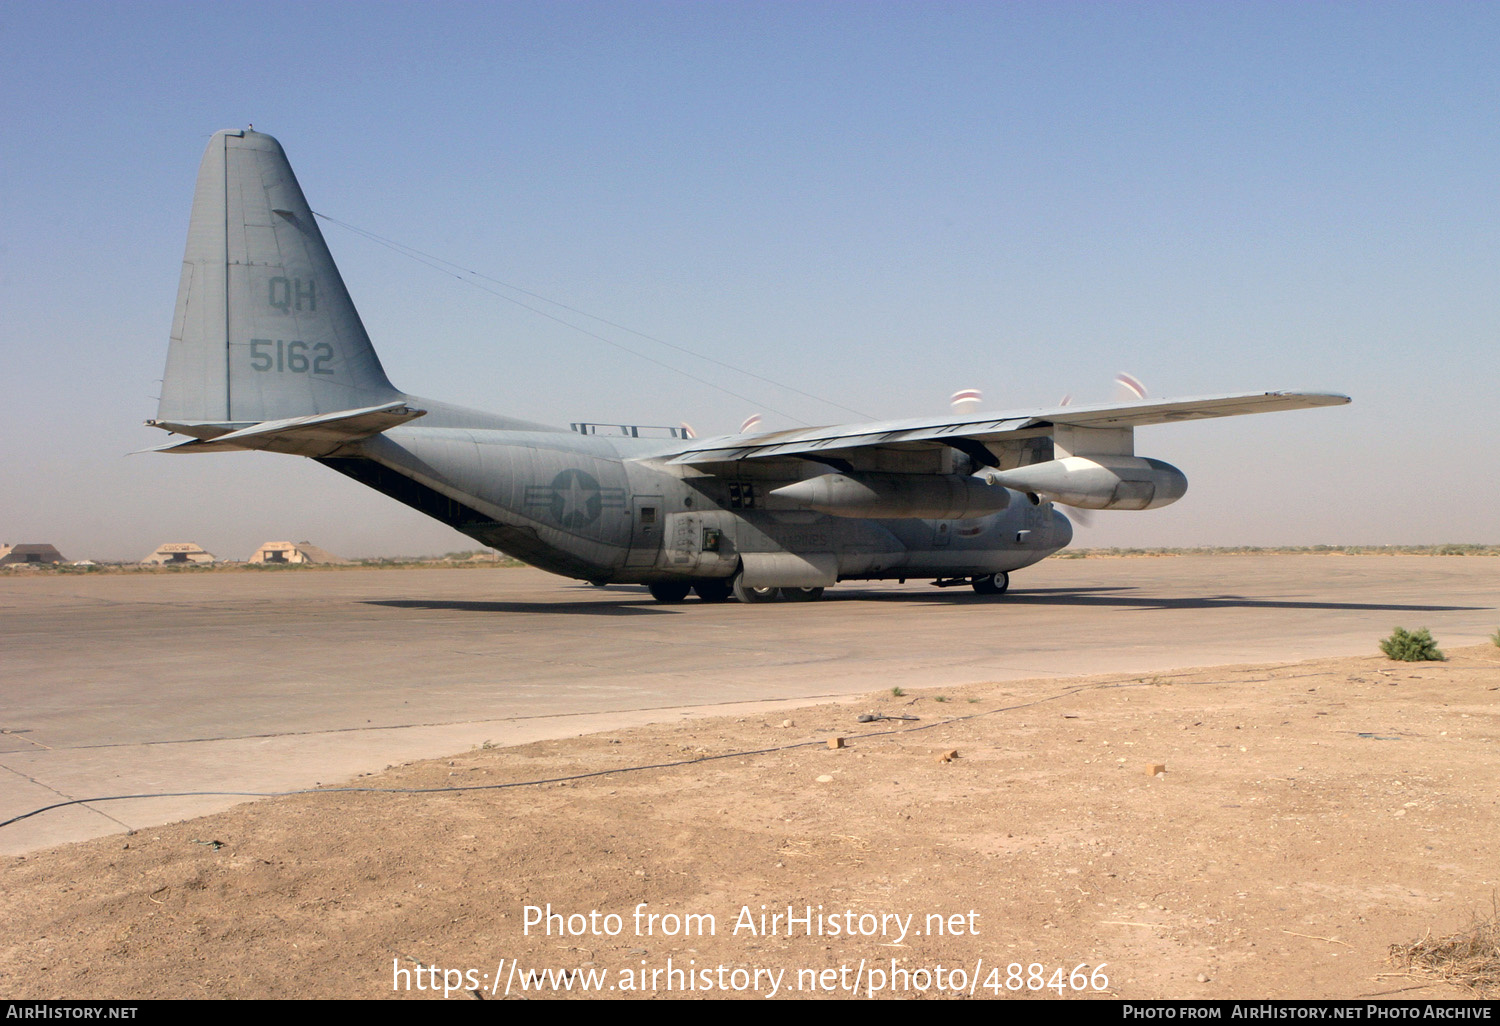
[1389,901,1500,998]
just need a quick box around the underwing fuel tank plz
[767,472,1012,519]
[991,456,1187,510]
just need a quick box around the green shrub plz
[1491,628,1500,648]
[1380,627,1445,662]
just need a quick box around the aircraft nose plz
[1052,507,1074,548]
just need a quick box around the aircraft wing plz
[654,391,1350,471]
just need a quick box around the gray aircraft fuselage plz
[316,405,1070,587]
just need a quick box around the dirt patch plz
[3,647,1498,1000]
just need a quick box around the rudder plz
[158,130,400,426]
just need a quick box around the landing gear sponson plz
[645,571,1010,603]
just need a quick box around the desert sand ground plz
[4,643,1497,1000]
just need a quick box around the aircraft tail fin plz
[157,130,401,426]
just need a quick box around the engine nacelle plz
[768,472,1012,519]
[990,456,1187,510]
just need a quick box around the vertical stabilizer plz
[158,130,400,425]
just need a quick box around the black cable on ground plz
[3,669,1284,832]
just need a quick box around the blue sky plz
[2,2,1496,559]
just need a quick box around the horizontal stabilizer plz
[144,401,426,456]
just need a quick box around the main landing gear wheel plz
[971,571,1010,595]
[692,579,733,603]
[731,571,780,603]
[779,587,825,602]
[648,581,692,603]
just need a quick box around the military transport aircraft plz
[146,130,1349,603]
